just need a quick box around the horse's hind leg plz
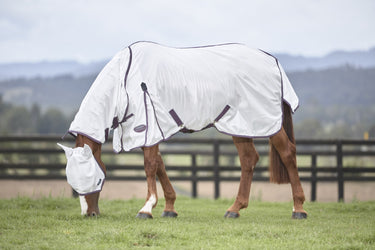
[225,137,259,218]
[270,128,307,218]
[137,145,159,219]
[156,149,178,217]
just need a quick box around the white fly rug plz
[68,42,299,152]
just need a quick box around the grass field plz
[0,197,374,249]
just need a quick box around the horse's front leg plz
[75,134,106,217]
[136,145,159,219]
[225,137,259,218]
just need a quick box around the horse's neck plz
[70,76,121,144]
[75,134,100,151]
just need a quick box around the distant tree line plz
[0,94,374,139]
[0,96,71,135]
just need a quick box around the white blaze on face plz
[139,194,157,214]
[80,196,88,215]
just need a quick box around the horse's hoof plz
[136,213,153,219]
[85,211,99,218]
[292,212,307,219]
[161,211,178,218]
[224,211,239,218]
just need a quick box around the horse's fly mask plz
[57,143,105,195]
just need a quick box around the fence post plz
[213,140,220,199]
[311,153,317,202]
[191,153,197,198]
[336,140,344,202]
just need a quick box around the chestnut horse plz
[62,42,307,219]
[72,102,306,219]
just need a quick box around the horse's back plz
[125,42,291,137]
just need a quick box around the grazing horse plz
[59,41,307,219]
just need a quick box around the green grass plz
[0,197,374,249]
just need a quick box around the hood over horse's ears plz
[57,143,73,158]
[82,144,93,159]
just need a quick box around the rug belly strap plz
[215,105,231,122]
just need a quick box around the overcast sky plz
[0,0,374,63]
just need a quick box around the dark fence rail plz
[1,135,375,202]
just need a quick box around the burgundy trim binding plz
[122,47,132,128]
[169,109,183,127]
[119,46,133,150]
[104,128,109,141]
[259,48,285,125]
[141,82,166,140]
[67,130,103,145]
[128,41,244,51]
[143,90,149,145]
[275,58,285,119]
[201,124,214,130]
[61,131,72,140]
[169,105,230,133]
[179,105,231,132]
[146,95,165,139]
[258,48,275,58]
[68,131,76,138]
[124,47,133,89]
[214,105,231,122]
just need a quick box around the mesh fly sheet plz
[68,42,299,152]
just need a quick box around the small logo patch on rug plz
[134,124,147,133]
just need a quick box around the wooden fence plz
[0,135,374,202]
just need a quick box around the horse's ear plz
[83,144,93,158]
[57,143,73,158]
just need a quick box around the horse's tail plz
[269,101,294,184]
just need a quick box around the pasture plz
[0,197,374,249]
